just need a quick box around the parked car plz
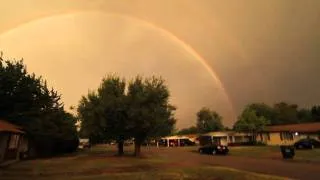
[180,139,196,146]
[198,144,229,155]
[79,139,91,149]
[294,138,320,149]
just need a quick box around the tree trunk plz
[117,141,124,156]
[134,140,142,157]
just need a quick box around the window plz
[280,132,293,141]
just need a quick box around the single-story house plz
[0,120,28,166]
[199,131,253,146]
[160,135,197,147]
[256,122,320,146]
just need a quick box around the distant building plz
[257,122,320,145]
[161,131,254,147]
[160,135,197,147]
[0,120,28,166]
[199,131,253,146]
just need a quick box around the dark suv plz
[198,144,229,155]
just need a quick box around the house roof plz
[0,120,24,134]
[181,134,198,138]
[161,135,199,140]
[265,122,320,133]
[203,131,252,137]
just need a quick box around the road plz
[150,147,320,180]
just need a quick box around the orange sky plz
[0,0,319,128]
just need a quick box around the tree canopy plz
[233,108,270,134]
[127,76,176,155]
[77,75,176,156]
[242,102,320,126]
[0,54,78,156]
[78,76,130,155]
[311,106,320,121]
[245,103,275,123]
[196,107,223,133]
[272,102,300,125]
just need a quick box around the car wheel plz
[298,145,303,149]
[212,150,216,155]
[199,149,203,154]
[311,145,314,149]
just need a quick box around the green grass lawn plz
[229,146,320,163]
[0,145,290,180]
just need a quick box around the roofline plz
[262,130,320,133]
[0,130,25,134]
[0,120,25,134]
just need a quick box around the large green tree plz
[77,76,129,155]
[196,107,223,133]
[273,102,299,125]
[233,108,270,141]
[0,53,78,156]
[127,76,176,156]
[78,75,176,156]
[297,108,313,123]
[311,105,320,121]
[98,76,129,155]
[245,103,275,123]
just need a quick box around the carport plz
[160,135,194,147]
[0,120,27,166]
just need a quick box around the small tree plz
[233,108,270,142]
[127,76,176,156]
[196,107,223,133]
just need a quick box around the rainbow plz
[0,11,237,121]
